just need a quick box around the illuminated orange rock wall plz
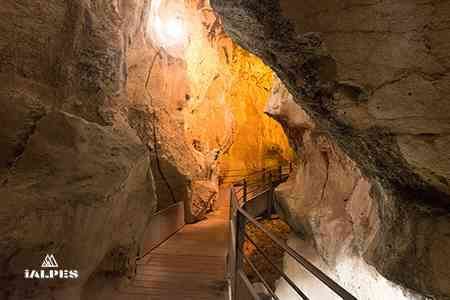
[183,2,293,176]
[220,47,293,172]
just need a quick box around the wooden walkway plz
[85,188,230,300]
[130,205,229,299]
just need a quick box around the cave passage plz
[144,0,294,214]
[3,0,448,299]
[113,1,296,299]
[81,1,296,298]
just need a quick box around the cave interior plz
[1,0,449,299]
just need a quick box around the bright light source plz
[147,0,188,57]
[165,17,185,42]
[151,15,186,48]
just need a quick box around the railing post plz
[279,165,282,181]
[289,162,293,173]
[243,179,247,203]
[229,188,238,299]
[235,210,246,297]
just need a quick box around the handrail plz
[235,201,356,299]
[245,233,310,300]
[226,165,357,300]
[239,247,281,300]
[221,164,290,174]
[220,163,293,184]
[153,201,184,216]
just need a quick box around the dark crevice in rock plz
[6,111,47,174]
[319,151,330,204]
[145,51,177,206]
[335,83,369,103]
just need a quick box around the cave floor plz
[85,188,230,300]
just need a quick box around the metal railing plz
[226,164,357,300]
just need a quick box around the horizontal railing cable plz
[238,248,281,300]
[234,197,357,300]
[224,162,357,300]
[244,233,310,300]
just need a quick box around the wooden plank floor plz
[84,188,230,300]
[129,205,229,300]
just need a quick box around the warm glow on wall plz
[184,40,294,174]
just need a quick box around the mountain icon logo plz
[41,254,58,268]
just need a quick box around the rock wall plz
[125,6,201,220]
[0,0,199,298]
[211,0,450,204]
[212,0,450,298]
[182,1,293,175]
[0,0,296,298]
[267,77,450,299]
[133,0,294,221]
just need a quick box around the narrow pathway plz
[85,187,230,300]
[130,205,229,299]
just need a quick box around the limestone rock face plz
[212,0,450,298]
[211,0,450,204]
[182,1,293,174]
[0,111,154,299]
[0,87,46,178]
[0,3,293,296]
[0,0,184,298]
[267,78,450,299]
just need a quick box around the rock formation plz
[182,2,293,174]
[4,0,448,298]
[267,77,449,299]
[0,1,160,298]
[236,2,450,299]
[211,0,450,207]
[209,0,450,296]
[0,0,291,298]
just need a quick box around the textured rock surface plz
[267,77,450,299]
[0,0,294,298]
[0,111,154,299]
[277,236,428,300]
[0,0,191,298]
[182,1,293,174]
[211,0,450,206]
[132,0,293,220]
[126,25,200,218]
[212,0,450,298]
